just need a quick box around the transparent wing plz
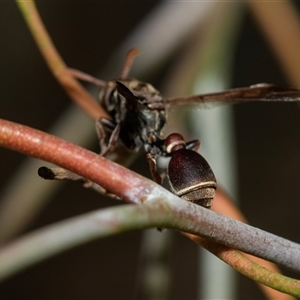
[166,83,300,106]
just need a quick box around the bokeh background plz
[1,1,300,299]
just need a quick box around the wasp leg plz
[64,68,106,87]
[101,123,121,157]
[146,153,166,231]
[146,153,163,185]
[95,118,120,156]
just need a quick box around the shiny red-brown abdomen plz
[167,148,217,208]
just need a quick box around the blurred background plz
[1,1,300,299]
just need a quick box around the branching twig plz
[1,118,300,272]
[0,197,298,296]
[5,1,299,298]
[36,166,298,298]
[213,190,295,300]
[37,166,120,199]
[184,232,300,298]
[38,166,289,298]
[15,0,108,120]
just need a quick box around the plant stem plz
[1,118,300,272]
[15,0,108,120]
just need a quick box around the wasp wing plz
[166,84,300,106]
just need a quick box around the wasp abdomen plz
[167,145,217,208]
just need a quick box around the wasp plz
[43,48,300,207]
[70,49,300,159]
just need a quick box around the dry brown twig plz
[16,0,108,121]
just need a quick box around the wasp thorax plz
[166,134,217,208]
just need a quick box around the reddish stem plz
[0,118,146,203]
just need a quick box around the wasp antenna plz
[65,68,106,87]
[120,48,140,79]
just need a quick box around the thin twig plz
[213,190,295,300]
[15,0,109,120]
[184,232,300,298]
[37,166,120,199]
[0,198,299,297]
